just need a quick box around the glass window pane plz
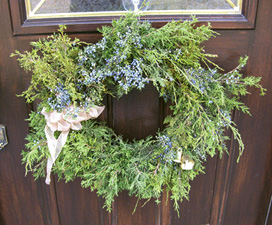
[25,0,242,18]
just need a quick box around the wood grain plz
[0,0,53,224]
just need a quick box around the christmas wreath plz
[12,13,265,213]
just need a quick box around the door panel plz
[0,0,271,224]
[116,192,158,225]
[55,179,109,225]
[220,0,272,222]
[0,1,47,225]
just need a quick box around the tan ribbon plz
[173,149,195,170]
[42,105,105,185]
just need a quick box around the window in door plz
[26,0,242,19]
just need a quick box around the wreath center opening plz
[111,85,160,141]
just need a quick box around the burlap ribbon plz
[42,105,105,185]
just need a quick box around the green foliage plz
[11,25,102,111]
[14,13,265,214]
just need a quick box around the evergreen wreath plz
[12,13,265,214]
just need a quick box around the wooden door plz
[0,0,271,224]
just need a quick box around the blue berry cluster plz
[225,73,239,84]
[193,147,206,160]
[65,106,81,118]
[186,68,218,93]
[157,135,175,165]
[113,59,149,91]
[78,37,107,67]
[173,48,183,61]
[161,93,170,101]
[218,109,231,128]
[47,83,71,111]
[115,27,143,49]
[78,29,149,94]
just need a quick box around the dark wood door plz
[0,0,271,224]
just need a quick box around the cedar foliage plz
[12,13,265,214]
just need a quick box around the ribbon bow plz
[42,105,105,184]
